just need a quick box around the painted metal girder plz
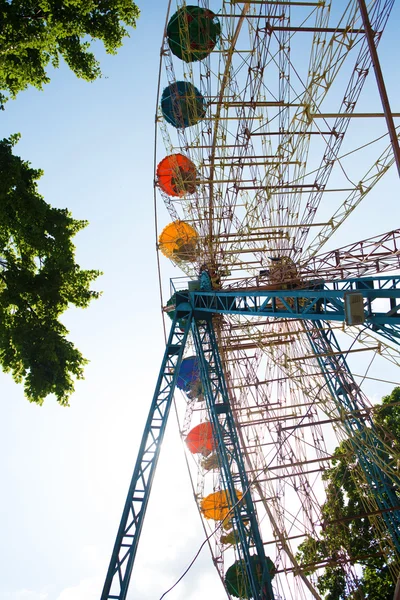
[101,306,276,600]
[192,318,275,600]
[101,307,192,600]
[176,276,400,345]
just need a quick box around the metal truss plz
[304,321,400,552]
[364,321,400,346]
[302,229,400,280]
[101,307,276,600]
[192,317,275,600]
[225,229,400,291]
[177,276,400,345]
[101,307,192,600]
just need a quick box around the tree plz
[296,388,400,600]
[0,134,101,405]
[0,0,140,107]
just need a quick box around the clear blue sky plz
[1,2,400,599]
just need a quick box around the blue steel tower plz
[102,1,400,599]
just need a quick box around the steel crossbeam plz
[101,307,192,600]
[173,277,400,344]
[364,322,400,346]
[192,319,275,600]
[304,321,400,550]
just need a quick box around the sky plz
[1,2,400,600]
[0,2,226,599]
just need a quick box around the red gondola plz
[156,153,198,197]
[185,422,215,456]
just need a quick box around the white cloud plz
[52,538,226,600]
[79,544,105,571]
[55,577,101,600]
[0,592,48,600]
[185,572,227,600]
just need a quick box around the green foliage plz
[296,389,400,599]
[375,387,400,451]
[360,563,396,600]
[0,135,101,405]
[0,0,140,105]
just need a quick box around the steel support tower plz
[101,275,400,600]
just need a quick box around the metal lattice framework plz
[101,1,400,599]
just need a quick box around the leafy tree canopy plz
[0,134,101,405]
[0,0,140,106]
[296,388,400,600]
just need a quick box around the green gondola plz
[167,6,221,62]
[225,555,276,599]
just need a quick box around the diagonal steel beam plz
[101,308,192,600]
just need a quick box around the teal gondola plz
[161,81,206,128]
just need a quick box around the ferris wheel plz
[102,1,400,599]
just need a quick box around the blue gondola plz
[161,81,206,128]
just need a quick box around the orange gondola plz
[157,154,198,197]
[200,489,243,521]
[158,220,198,262]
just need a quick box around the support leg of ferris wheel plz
[303,320,400,551]
[100,308,192,600]
[100,306,277,600]
[192,317,275,600]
